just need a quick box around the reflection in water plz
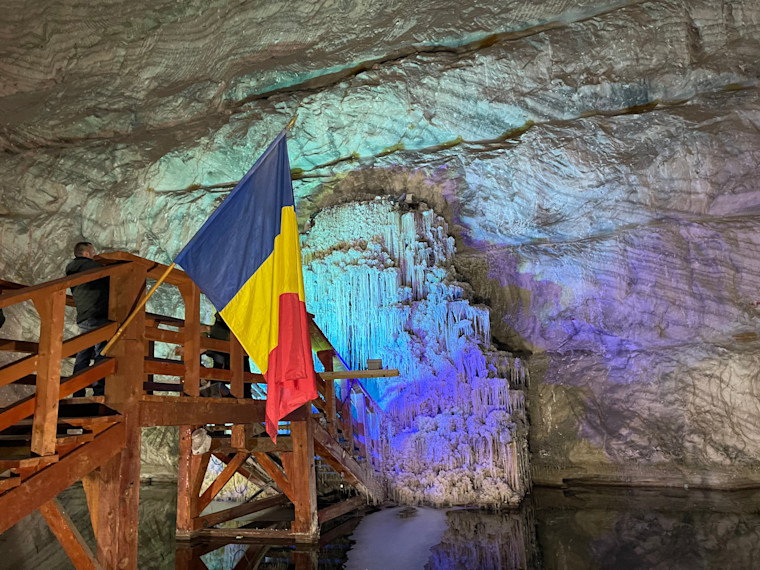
[534,486,760,570]
[3,484,760,568]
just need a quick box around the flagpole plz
[285,114,298,130]
[100,262,176,356]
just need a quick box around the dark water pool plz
[2,484,759,569]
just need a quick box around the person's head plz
[74,242,96,259]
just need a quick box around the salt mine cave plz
[0,0,759,568]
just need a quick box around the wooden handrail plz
[0,262,131,309]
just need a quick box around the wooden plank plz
[139,395,266,426]
[40,498,101,570]
[209,435,290,454]
[198,493,290,529]
[0,263,130,309]
[197,452,249,513]
[180,283,200,397]
[211,453,269,489]
[144,327,183,344]
[31,289,67,456]
[288,413,318,537]
[145,313,185,328]
[60,358,117,399]
[0,422,125,535]
[0,339,39,353]
[176,526,308,544]
[0,453,58,470]
[97,252,193,287]
[0,360,116,435]
[317,496,365,525]
[318,369,399,381]
[252,452,293,501]
[61,322,119,359]
[0,354,37,389]
[143,358,264,383]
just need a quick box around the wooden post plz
[317,350,336,437]
[354,392,368,460]
[176,425,195,533]
[31,289,66,456]
[180,283,200,397]
[95,263,145,569]
[287,407,318,539]
[230,333,244,398]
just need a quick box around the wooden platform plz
[0,253,396,569]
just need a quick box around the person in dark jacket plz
[66,241,110,396]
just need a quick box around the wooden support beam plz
[230,333,244,399]
[189,452,211,519]
[252,452,293,501]
[94,264,145,569]
[288,412,318,539]
[31,289,66,456]
[179,283,200,397]
[198,493,290,529]
[40,498,101,570]
[317,350,337,437]
[139,395,266,426]
[318,369,399,381]
[317,495,365,525]
[0,423,125,535]
[82,471,101,536]
[197,452,249,513]
[176,426,197,533]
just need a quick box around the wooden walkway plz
[0,252,396,569]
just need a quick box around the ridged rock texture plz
[1,0,759,490]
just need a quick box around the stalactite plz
[303,200,530,507]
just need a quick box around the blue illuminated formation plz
[302,199,530,507]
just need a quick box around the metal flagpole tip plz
[286,114,298,131]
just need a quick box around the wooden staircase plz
[0,252,397,569]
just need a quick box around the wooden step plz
[0,453,59,470]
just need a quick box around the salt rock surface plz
[0,0,759,488]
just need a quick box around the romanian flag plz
[175,131,317,439]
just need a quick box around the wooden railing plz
[0,261,133,456]
[0,251,392,464]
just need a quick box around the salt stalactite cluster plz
[303,199,530,507]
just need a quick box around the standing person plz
[66,241,110,396]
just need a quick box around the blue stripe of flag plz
[175,131,294,310]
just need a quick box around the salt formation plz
[302,200,530,507]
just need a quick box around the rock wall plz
[1,0,759,488]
